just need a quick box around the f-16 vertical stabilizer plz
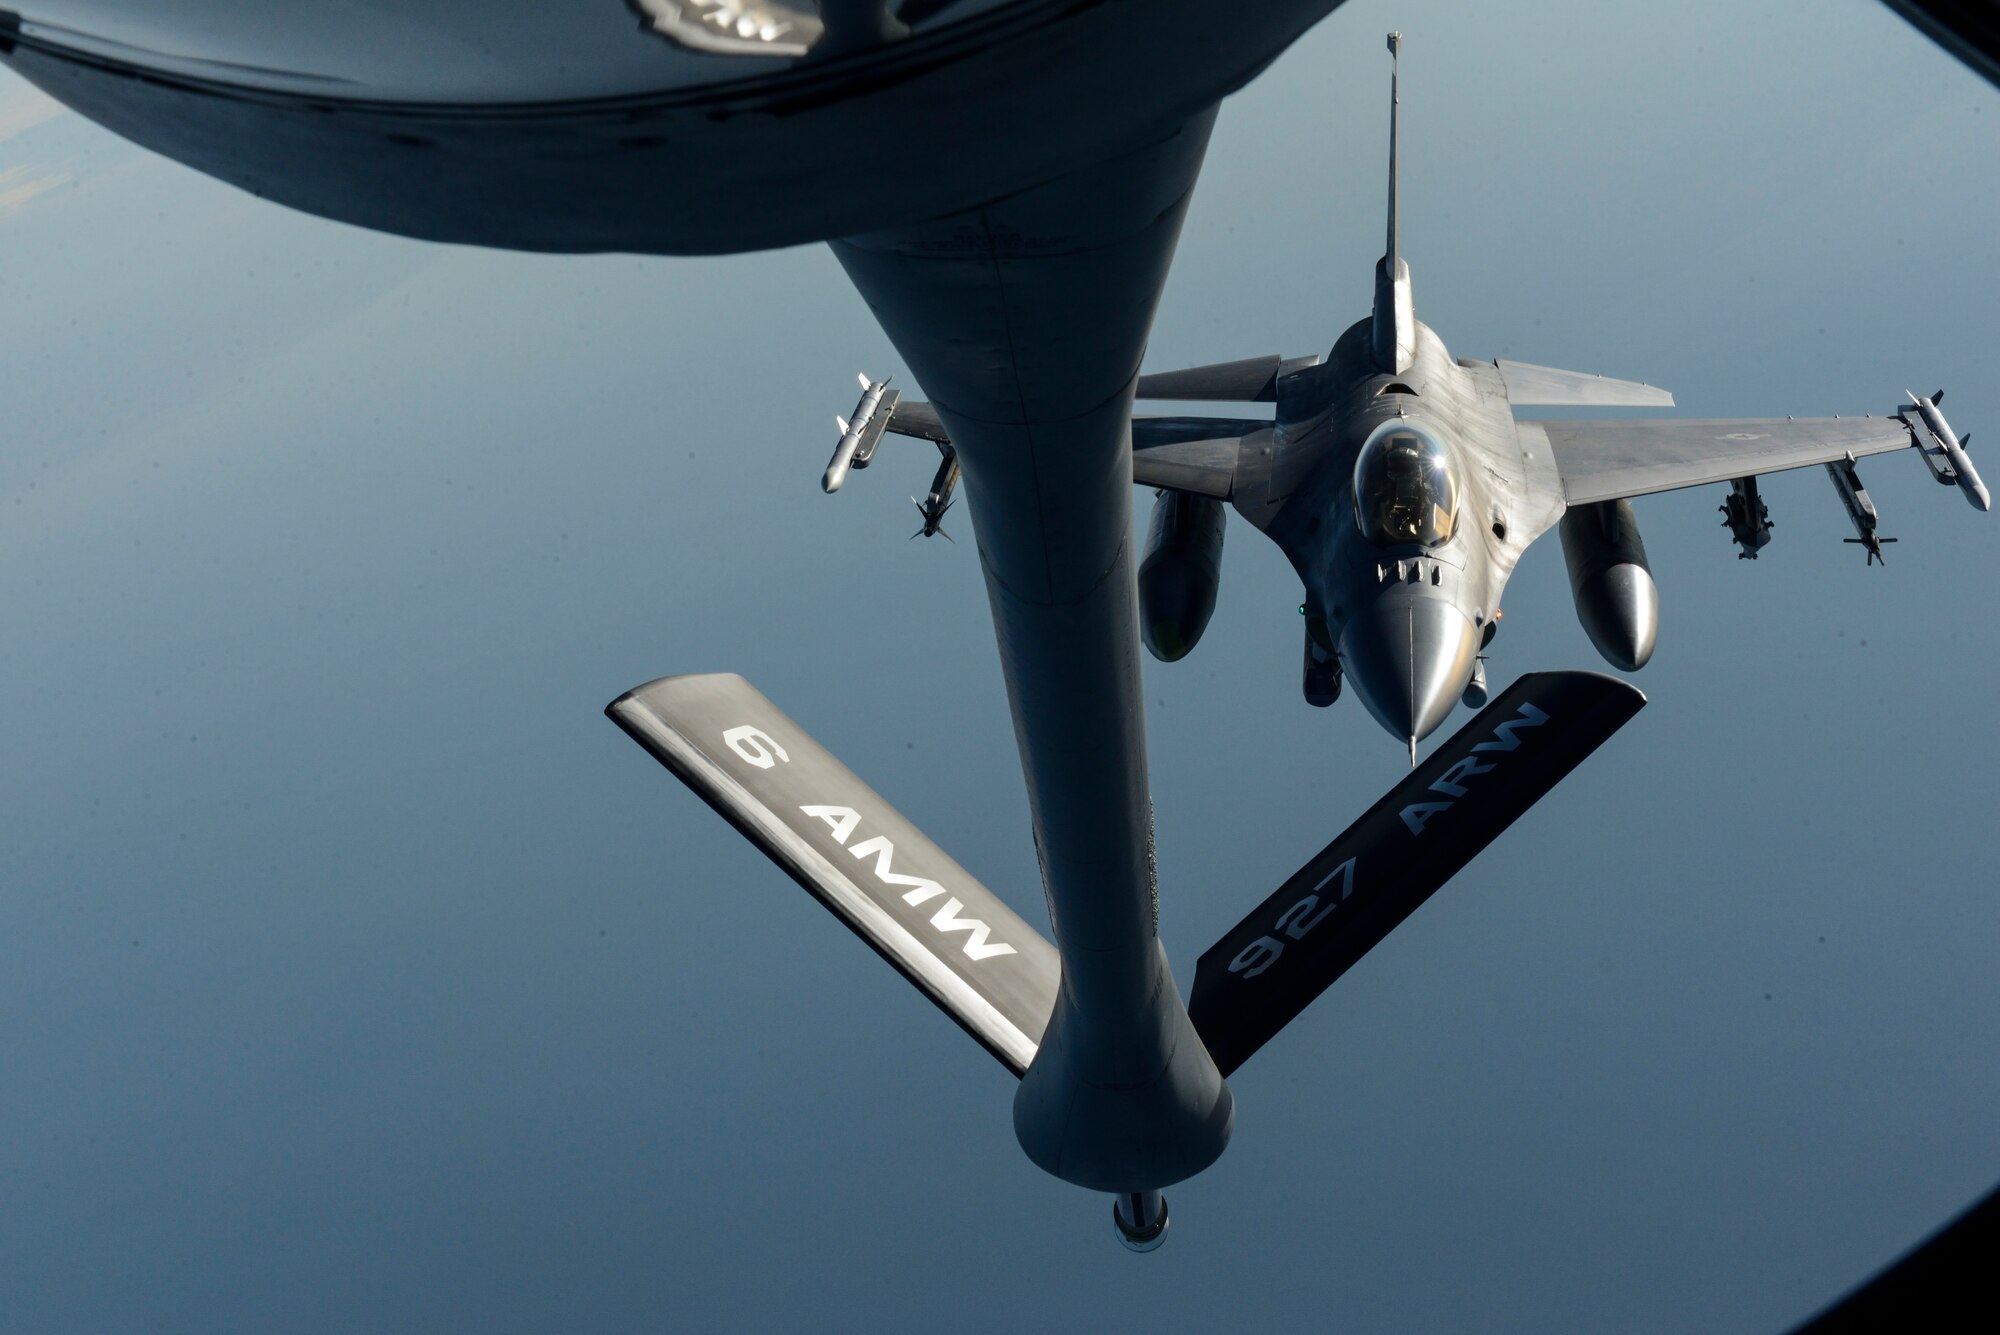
[1371,32,1416,374]
[1188,671,1645,1076]
[608,673,1060,1075]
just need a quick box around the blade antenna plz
[1370,33,1416,374]
[1386,30,1401,275]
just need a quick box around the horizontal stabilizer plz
[1132,417,1269,499]
[1496,359,1675,408]
[607,673,1059,1076]
[1137,356,1285,403]
[1188,671,1645,1076]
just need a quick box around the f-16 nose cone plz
[1338,592,1482,748]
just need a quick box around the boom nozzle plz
[1112,1190,1169,1252]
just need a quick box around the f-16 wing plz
[1530,416,1916,506]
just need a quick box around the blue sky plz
[4,2,1999,1330]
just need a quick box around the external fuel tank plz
[1558,498,1659,671]
[1139,490,1225,662]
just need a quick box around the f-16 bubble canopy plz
[0,0,1339,253]
[1352,420,1461,549]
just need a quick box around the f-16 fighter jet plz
[838,32,1989,760]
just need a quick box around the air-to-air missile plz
[1720,476,1774,560]
[911,445,960,540]
[822,372,898,493]
[1824,455,1898,565]
[1903,390,1990,511]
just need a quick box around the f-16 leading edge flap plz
[608,673,1060,1076]
[1189,671,1645,1076]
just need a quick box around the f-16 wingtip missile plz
[1904,390,1989,510]
[823,375,899,493]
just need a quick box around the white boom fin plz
[607,673,1060,1075]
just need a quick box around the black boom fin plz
[1189,671,1645,1076]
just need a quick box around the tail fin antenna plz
[1386,30,1401,275]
